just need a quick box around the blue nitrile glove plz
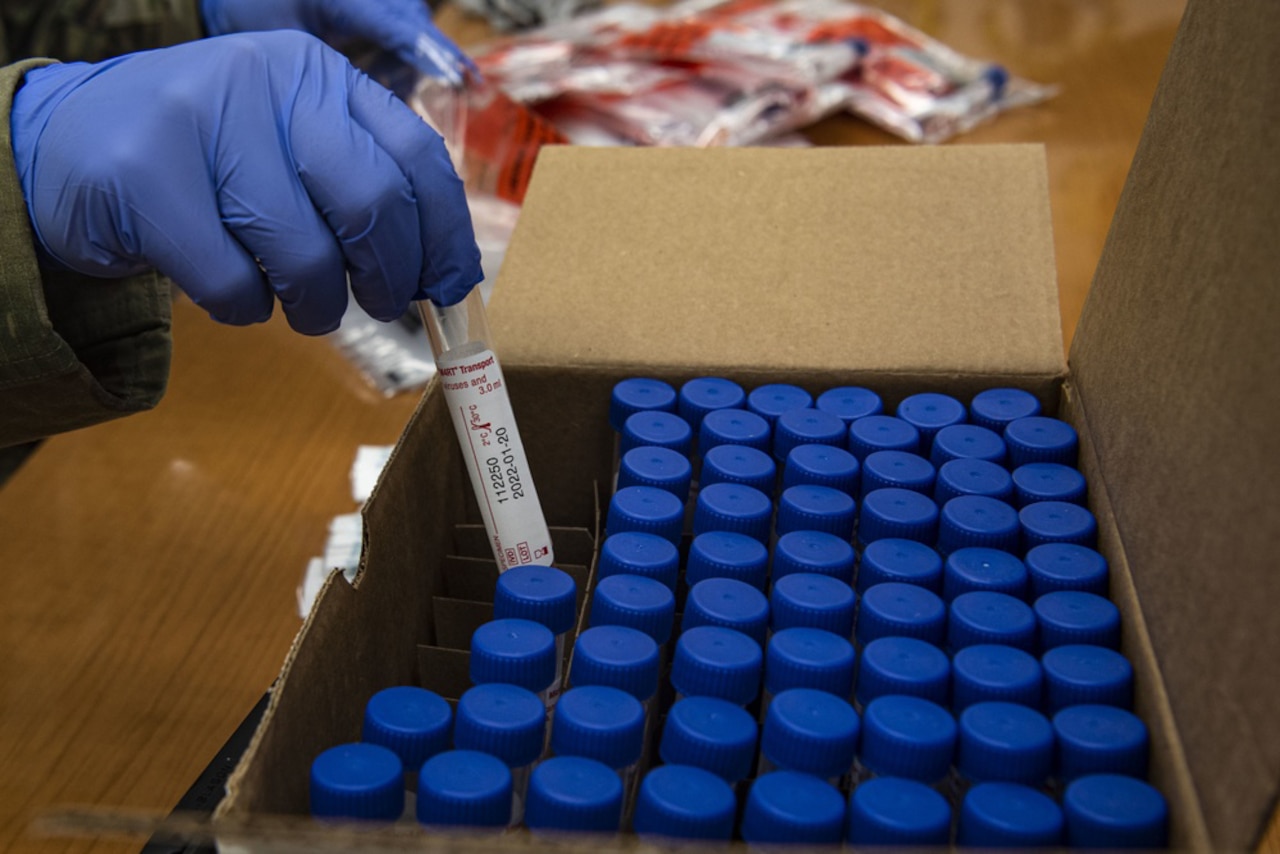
[10,32,482,334]
[201,0,475,85]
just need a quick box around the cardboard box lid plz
[1070,1,1280,848]
[489,144,1065,396]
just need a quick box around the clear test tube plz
[549,685,646,828]
[494,565,578,703]
[420,290,553,572]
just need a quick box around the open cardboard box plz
[212,2,1278,850]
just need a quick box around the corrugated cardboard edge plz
[1063,382,1210,852]
[1069,1,1280,848]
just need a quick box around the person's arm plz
[0,1,205,65]
[0,59,172,448]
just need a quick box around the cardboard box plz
[216,2,1279,849]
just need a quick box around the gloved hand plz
[10,31,482,335]
[201,0,474,84]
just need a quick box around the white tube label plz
[437,348,554,571]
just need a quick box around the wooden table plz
[7,2,1253,852]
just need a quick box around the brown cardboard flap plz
[490,145,1065,385]
[1070,1,1280,848]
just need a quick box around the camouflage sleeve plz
[1,0,205,64]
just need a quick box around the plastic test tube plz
[550,685,646,824]
[691,482,774,544]
[1004,415,1080,468]
[773,408,847,463]
[1041,644,1135,713]
[470,618,558,706]
[847,414,921,461]
[453,683,546,826]
[606,486,685,546]
[670,625,763,708]
[857,488,939,550]
[699,408,772,455]
[589,574,676,648]
[421,290,553,572]
[494,565,578,703]
[570,625,661,714]
[659,695,759,786]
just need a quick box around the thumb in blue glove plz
[201,0,476,85]
[10,31,482,335]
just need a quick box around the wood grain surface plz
[4,2,1244,852]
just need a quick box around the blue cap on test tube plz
[774,408,846,462]
[765,627,856,699]
[310,743,404,821]
[698,444,776,494]
[858,695,957,784]
[858,488,939,549]
[1020,501,1098,553]
[494,564,577,637]
[860,450,936,499]
[935,458,1015,505]
[416,750,512,829]
[782,444,860,497]
[659,696,759,783]
[1004,415,1080,468]
[1012,462,1088,508]
[775,485,856,539]
[948,591,1037,653]
[678,377,746,432]
[551,685,645,772]
[698,408,771,455]
[854,636,951,707]
[769,573,856,637]
[848,415,921,461]
[361,686,453,775]
[1034,591,1122,650]
[846,777,952,847]
[969,387,1043,433]
[816,385,883,423]
[598,531,679,592]
[931,423,1007,467]
[957,701,1054,787]
[620,410,692,457]
[606,487,684,547]
[772,530,855,585]
[670,625,762,707]
[952,644,1043,712]
[686,531,769,591]
[454,684,546,769]
[856,538,943,595]
[856,582,947,648]
[958,782,1064,848]
[617,446,693,502]
[570,625,660,704]
[470,618,556,694]
[1026,542,1110,598]
[740,771,846,846]
[896,392,967,456]
[759,688,860,779]
[1053,704,1150,782]
[692,482,773,544]
[589,574,675,645]
[610,378,677,433]
[937,495,1021,555]
[525,756,623,835]
[1042,645,1134,713]
[747,383,813,425]
[632,765,736,842]
[944,547,1029,602]
[682,578,770,647]
[1064,774,1168,850]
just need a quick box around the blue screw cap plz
[310,743,404,821]
[969,388,1042,432]
[525,756,623,834]
[617,446,693,501]
[570,624,660,702]
[606,487,684,546]
[1020,501,1098,552]
[670,625,763,706]
[760,688,859,779]
[765,627,856,699]
[774,408,847,463]
[958,782,1063,847]
[494,564,578,636]
[610,378,677,433]
[896,392,967,455]
[769,572,856,637]
[935,457,1015,505]
[598,531,680,591]
[698,443,777,494]
[859,694,957,783]
[692,482,774,544]
[816,386,883,423]
[951,643,1043,712]
[470,618,556,693]
[1042,644,1134,712]
[550,685,645,770]
[944,547,1029,602]
[699,407,772,455]
[957,701,1055,786]
[1012,461,1088,508]
[1026,542,1110,597]
[1064,774,1168,849]
[620,410,692,457]
[848,415,921,460]
[948,591,1037,653]
[855,635,951,707]
[659,696,758,783]
[776,484,857,539]
[773,529,856,585]
[747,383,814,424]
[857,537,943,595]
[1005,415,1079,468]
[416,749,512,828]
[860,450,936,499]
[847,777,951,847]
[454,683,546,768]
[633,764,736,841]
[937,495,1021,555]
[855,582,947,648]
[1034,590,1122,650]
[858,488,939,549]
[588,573,675,645]
[682,577,770,647]
[679,377,747,433]
[361,686,452,774]
[686,531,769,591]
[1053,704,1149,782]
[741,771,845,845]
[931,423,1007,467]
[783,443,860,497]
